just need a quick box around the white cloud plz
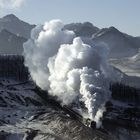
[0,0,25,9]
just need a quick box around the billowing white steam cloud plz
[24,20,75,90]
[23,20,113,127]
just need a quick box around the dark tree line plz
[0,55,28,81]
[110,83,140,105]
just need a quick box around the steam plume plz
[23,20,112,127]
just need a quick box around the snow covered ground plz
[0,78,107,140]
[109,51,140,89]
[0,78,139,140]
[110,57,140,77]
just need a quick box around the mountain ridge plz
[64,22,99,37]
[0,14,140,68]
[0,14,35,39]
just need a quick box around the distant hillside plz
[92,27,140,58]
[0,14,35,39]
[0,29,27,54]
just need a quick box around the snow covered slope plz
[92,27,140,58]
[109,47,140,78]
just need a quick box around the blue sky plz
[0,0,140,36]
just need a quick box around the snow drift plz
[23,20,114,127]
